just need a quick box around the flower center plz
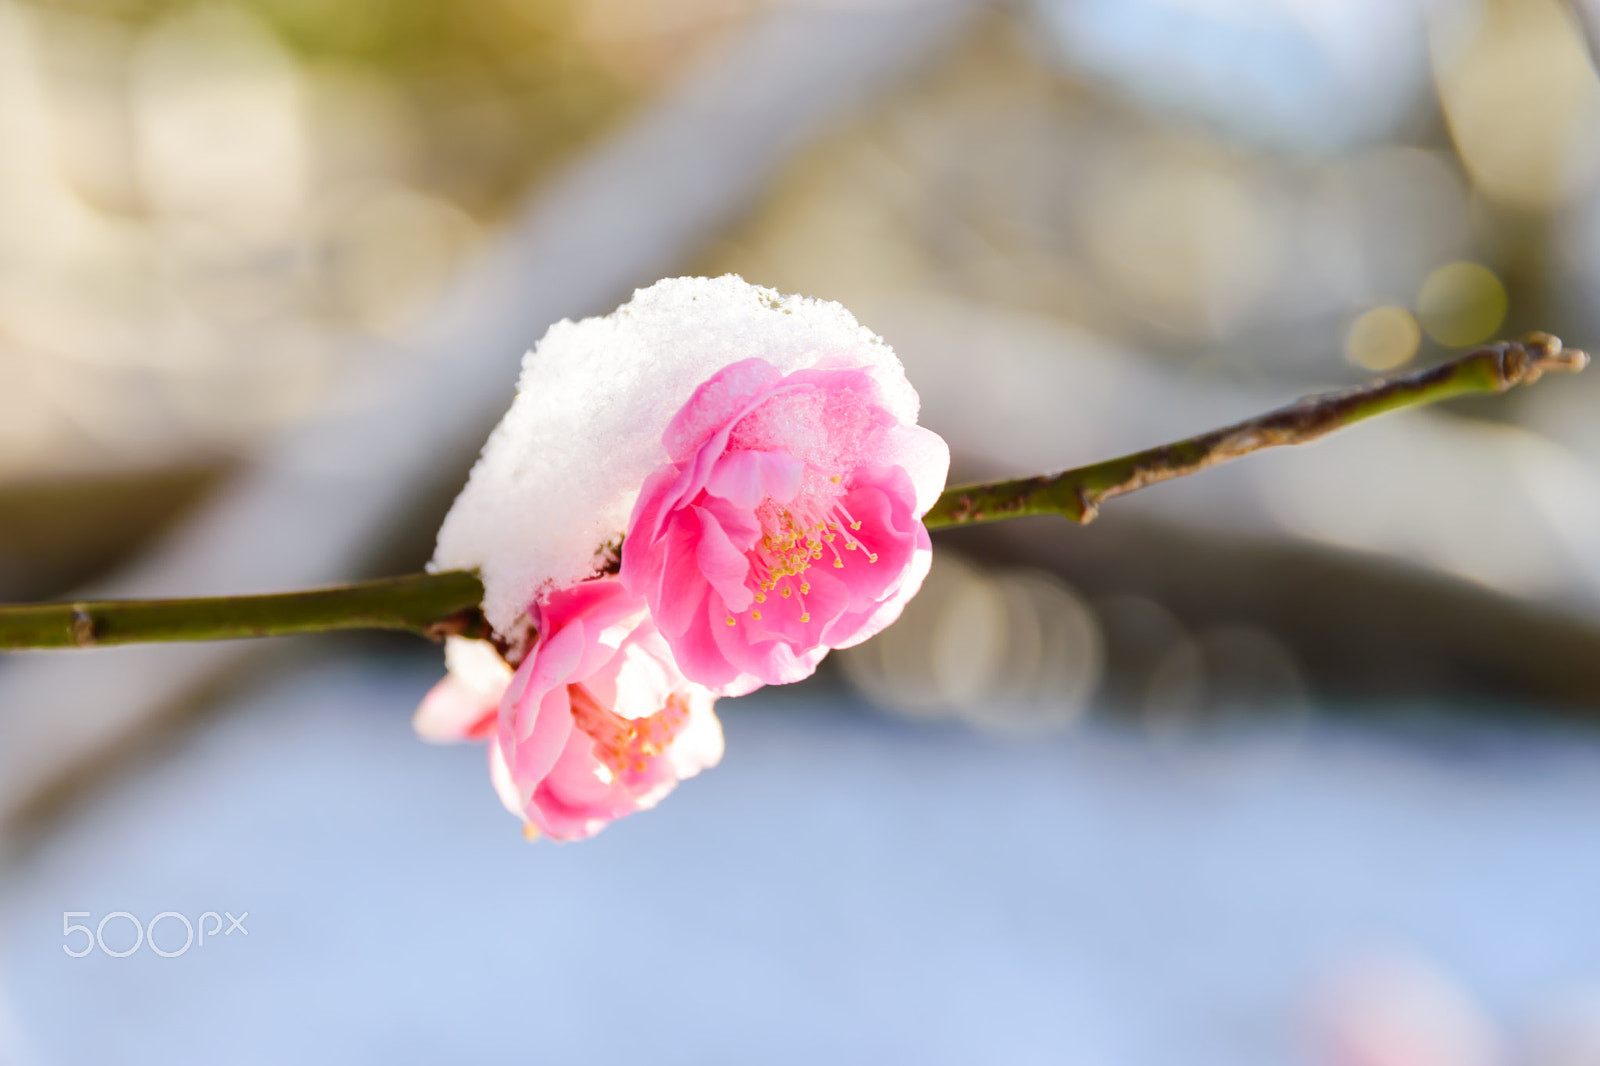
[724,485,877,627]
[569,684,689,777]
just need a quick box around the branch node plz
[70,607,96,647]
[424,608,491,645]
[1075,485,1099,524]
[1501,331,1590,388]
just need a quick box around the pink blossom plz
[620,357,950,695]
[413,635,512,746]
[414,578,724,841]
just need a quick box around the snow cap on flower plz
[431,275,933,641]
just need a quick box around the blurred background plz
[3,0,1600,1061]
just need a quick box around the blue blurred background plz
[4,0,1600,1062]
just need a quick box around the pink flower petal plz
[694,505,755,613]
[879,423,951,518]
[710,591,834,687]
[501,683,575,810]
[830,472,921,612]
[695,494,762,551]
[662,358,786,463]
[667,597,749,693]
[824,528,931,650]
[621,467,680,567]
[413,672,497,744]
[705,449,805,509]
[507,622,585,741]
[651,513,710,639]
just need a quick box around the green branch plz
[0,570,488,650]
[0,332,1586,651]
[923,332,1589,528]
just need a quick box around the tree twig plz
[0,571,489,650]
[922,332,1588,528]
[0,333,1585,650]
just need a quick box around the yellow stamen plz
[726,616,736,626]
[799,612,810,623]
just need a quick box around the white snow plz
[431,275,923,638]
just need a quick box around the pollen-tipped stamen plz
[744,487,876,604]
[568,686,690,778]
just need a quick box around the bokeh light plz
[838,550,1103,733]
[1432,0,1600,210]
[1416,261,1507,349]
[1345,305,1421,371]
